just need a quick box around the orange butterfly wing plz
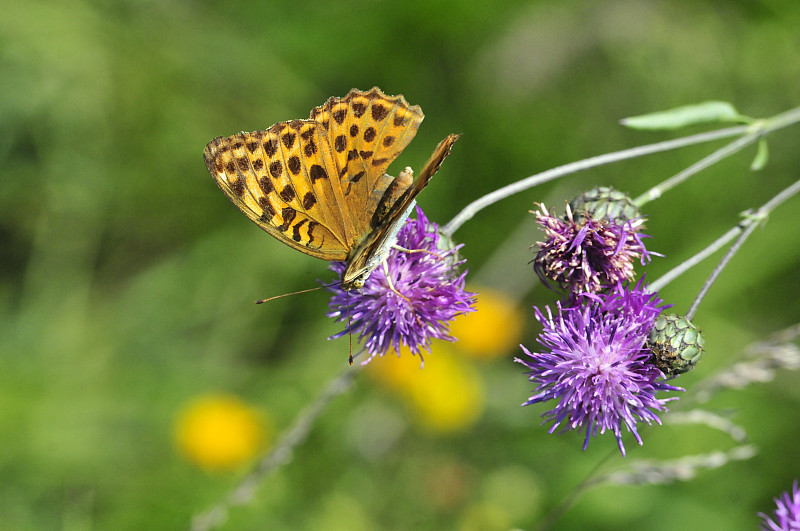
[203,88,459,289]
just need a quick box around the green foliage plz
[620,101,746,130]
[751,138,770,170]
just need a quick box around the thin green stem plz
[684,217,761,321]
[632,134,757,207]
[684,177,800,321]
[190,366,359,531]
[441,125,748,237]
[442,106,800,238]
[634,107,800,206]
[534,450,616,531]
[648,226,741,293]
[649,178,800,319]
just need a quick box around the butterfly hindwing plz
[264,119,354,254]
[341,133,461,288]
[204,124,349,261]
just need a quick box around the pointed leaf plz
[621,101,745,131]
[750,138,769,171]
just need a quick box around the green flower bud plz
[647,313,704,376]
[569,186,640,224]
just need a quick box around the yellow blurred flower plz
[365,347,421,390]
[450,287,525,360]
[407,347,484,432]
[368,346,484,433]
[174,394,269,472]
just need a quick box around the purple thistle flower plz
[759,480,800,531]
[515,280,682,456]
[533,203,655,295]
[327,207,476,365]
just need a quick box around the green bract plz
[568,186,640,224]
[647,313,704,376]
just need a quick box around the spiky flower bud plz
[569,186,640,224]
[532,200,654,296]
[647,313,704,375]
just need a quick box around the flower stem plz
[684,178,800,321]
[633,106,800,207]
[442,125,748,237]
[649,177,800,320]
[632,134,758,207]
[442,106,800,238]
[190,367,359,531]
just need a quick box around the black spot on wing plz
[309,164,328,183]
[278,207,296,232]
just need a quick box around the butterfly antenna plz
[254,283,335,304]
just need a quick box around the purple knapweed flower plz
[533,203,655,296]
[759,480,800,531]
[327,207,476,365]
[515,280,682,456]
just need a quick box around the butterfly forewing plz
[309,87,424,240]
[204,87,459,290]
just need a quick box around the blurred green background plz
[2,0,800,529]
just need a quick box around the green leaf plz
[750,138,769,171]
[620,101,746,130]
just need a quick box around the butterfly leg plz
[390,245,444,262]
[381,260,412,302]
[381,261,427,332]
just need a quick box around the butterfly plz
[203,87,459,290]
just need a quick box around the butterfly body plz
[204,87,459,290]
